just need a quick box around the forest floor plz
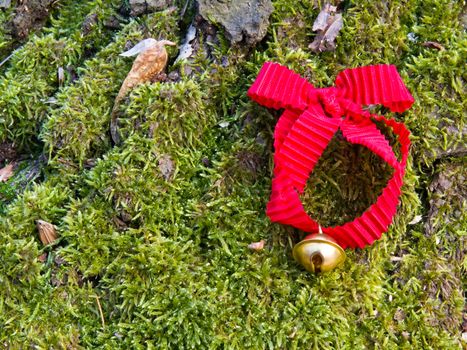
[0,0,465,348]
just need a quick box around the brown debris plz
[422,41,445,51]
[248,240,265,251]
[158,154,175,180]
[0,162,15,182]
[38,253,47,262]
[81,13,99,36]
[104,15,121,30]
[309,3,344,53]
[0,142,17,163]
[393,308,406,322]
[36,220,58,245]
[8,0,57,40]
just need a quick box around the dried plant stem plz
[94,295,106,328]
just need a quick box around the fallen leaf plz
[422,41,445,50]
[110,38,176,145]
[309,3,344,53]
[248,240,265,251]
[36,220,58,245]
[312,3,337,31]
[0,162,15,182]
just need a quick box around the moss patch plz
[0,0,465,348]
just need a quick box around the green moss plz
[41,9,179,167]
[0,0,121,152]
[0,0,465,348]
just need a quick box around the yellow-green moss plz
[0,0,465,348]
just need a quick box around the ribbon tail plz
[247,62,314,112]
[267,171,319,232]
[335,64,414,113]
[340,118,399,169]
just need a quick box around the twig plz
[0,52,14,69]
[94,295,106,328]
[181,0,191,17]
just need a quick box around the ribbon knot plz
[248,62,414,249]
[315,87,343,118]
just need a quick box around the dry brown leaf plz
[110,38,176,145]
[309,3,343,53]
[422,41,445,50]
[312,3,337,31]
[248,240,265,251]
[36,220,58,245]
[0,162,15,182]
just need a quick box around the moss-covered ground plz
[0,0,465,348]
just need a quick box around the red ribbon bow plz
[248,63,414,249]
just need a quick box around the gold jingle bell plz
[293,226,346,273]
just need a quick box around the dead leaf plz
[248,240,265,251]
[0,162,15,182]
[110,38,176,145]
[36,220,58,245]
[309,3,343,53]
[312,3,336,31]
[158,154,174,180]
[422,41,445,50]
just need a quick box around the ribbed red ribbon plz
[248,63,414,249]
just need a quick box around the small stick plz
[0,52,14,68]
[94,295,106,328]
[181,0,191,17]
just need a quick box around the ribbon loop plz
[248,62,414,249]
[335,64,414,113]
[248,62,314,112]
